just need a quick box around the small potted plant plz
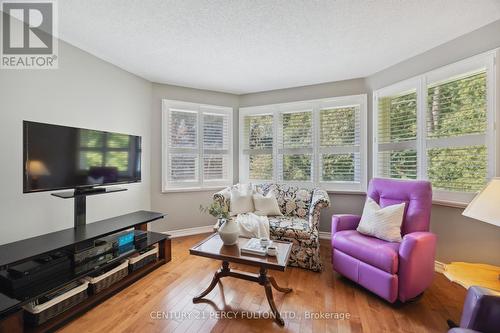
[199,202,238,245]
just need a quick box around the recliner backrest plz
[367,178,432,235]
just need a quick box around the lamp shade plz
[463,178,500,228]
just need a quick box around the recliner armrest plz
[398,231,437,302]
[331,214,361,234]
[459,286,500,333]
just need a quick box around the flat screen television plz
[23,121,142,193]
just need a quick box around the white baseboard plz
[164,225,214,238]
[318,231,332,240]
[434,260,447,274]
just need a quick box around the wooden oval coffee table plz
[189,233,293,326]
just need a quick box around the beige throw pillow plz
[253,192,283,216]
[230,184,254,216]
[356,198,405,242]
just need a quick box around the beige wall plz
[150,84,239,232]
[0,40,153,244]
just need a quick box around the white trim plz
[163,225,214,238]
[434,261,447,274]
[239,94,368,192]
[318,231,332,240]
[432,199,468,209]
[161,186,226,193]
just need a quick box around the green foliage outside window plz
[283,155,311,181]
[321,154,355,181]
[428,146,487,192]
[426,72,487,191]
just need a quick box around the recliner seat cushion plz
[333,230,400,274]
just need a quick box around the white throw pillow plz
[356,198,405,242]
[253,192,283,216]
[230,184,254,216]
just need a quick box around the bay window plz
[240,95,367,192]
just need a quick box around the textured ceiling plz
[58,0,500,94]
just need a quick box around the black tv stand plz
[51,187,128,228]
[0,211,169,333]
[74,187,106,195]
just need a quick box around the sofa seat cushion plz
[268,216,314,240]
[333,230,400,274]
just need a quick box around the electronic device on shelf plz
[0,252,71,298]
[99,230,135,249]
[73,239,115,265]
[73,253,114,275]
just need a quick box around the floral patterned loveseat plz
[213,183,330,271]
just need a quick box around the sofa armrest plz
[398,231,437,302]
[331,214,361,235]
[308,188,330,229]
[459,286,500,333]
[213,187,231,212]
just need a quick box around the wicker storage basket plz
[23,280,89,326]
[128,247,158,272]
[83,260,128,294]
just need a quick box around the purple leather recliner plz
[331,178,436,303]
[448,286,500,333]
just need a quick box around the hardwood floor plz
[59,233,466,333]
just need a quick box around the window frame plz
[239,94,368,192]
[162,99,233,192]
[373,52,497,205]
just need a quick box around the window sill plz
[432,199,468,209]
[161,186,228,193]
[326,190,366,195]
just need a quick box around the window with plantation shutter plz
[319,106,361,183]
[426,71,488,194]
[162,100,232,191]
[278,111,313,182]
[242,113,274,181]
[374,52,495,204]
[239,95,367,191]
[375,90,418,180]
